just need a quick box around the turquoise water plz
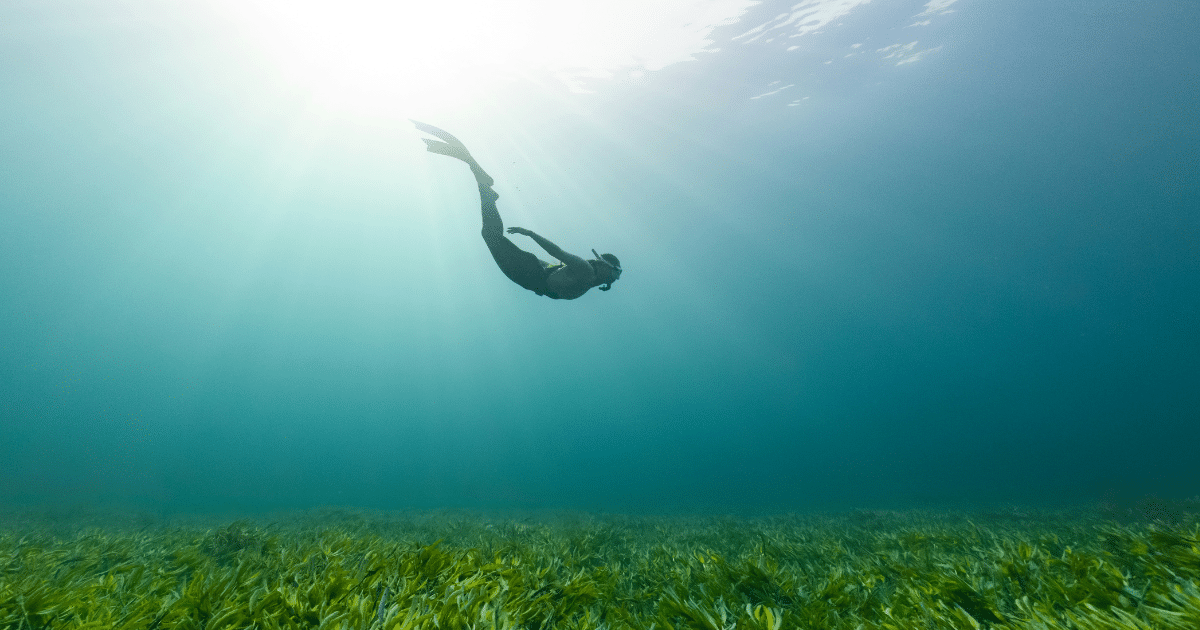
[1,0,1196,514]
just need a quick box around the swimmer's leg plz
[414,121,542,289]
[477,182,544,292]
[479,183,502,232]
[481,218,548,292]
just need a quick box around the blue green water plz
[1,1,1196,515]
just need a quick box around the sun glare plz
[213,0,757,116]
[216,0,541,115]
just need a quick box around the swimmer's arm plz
[507,227,590,270]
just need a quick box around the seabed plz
[1,505,1198,629]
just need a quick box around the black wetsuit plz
[476,181,565,299]
[412,120,574,299]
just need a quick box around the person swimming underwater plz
[413,120,622,300]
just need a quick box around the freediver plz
[413,121,622,300]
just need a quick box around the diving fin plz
[412,120,494,188]
[411,120,466,147]
[420,138,471,161]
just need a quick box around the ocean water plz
[1,0,1196,517]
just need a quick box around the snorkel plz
[592,249,622,291]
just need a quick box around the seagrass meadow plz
[2,507,1198,630]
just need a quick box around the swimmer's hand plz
[506,227,533,236]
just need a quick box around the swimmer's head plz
[592,249,622,291]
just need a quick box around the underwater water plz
[1,0,1198,519]
[4,3,1200,629]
